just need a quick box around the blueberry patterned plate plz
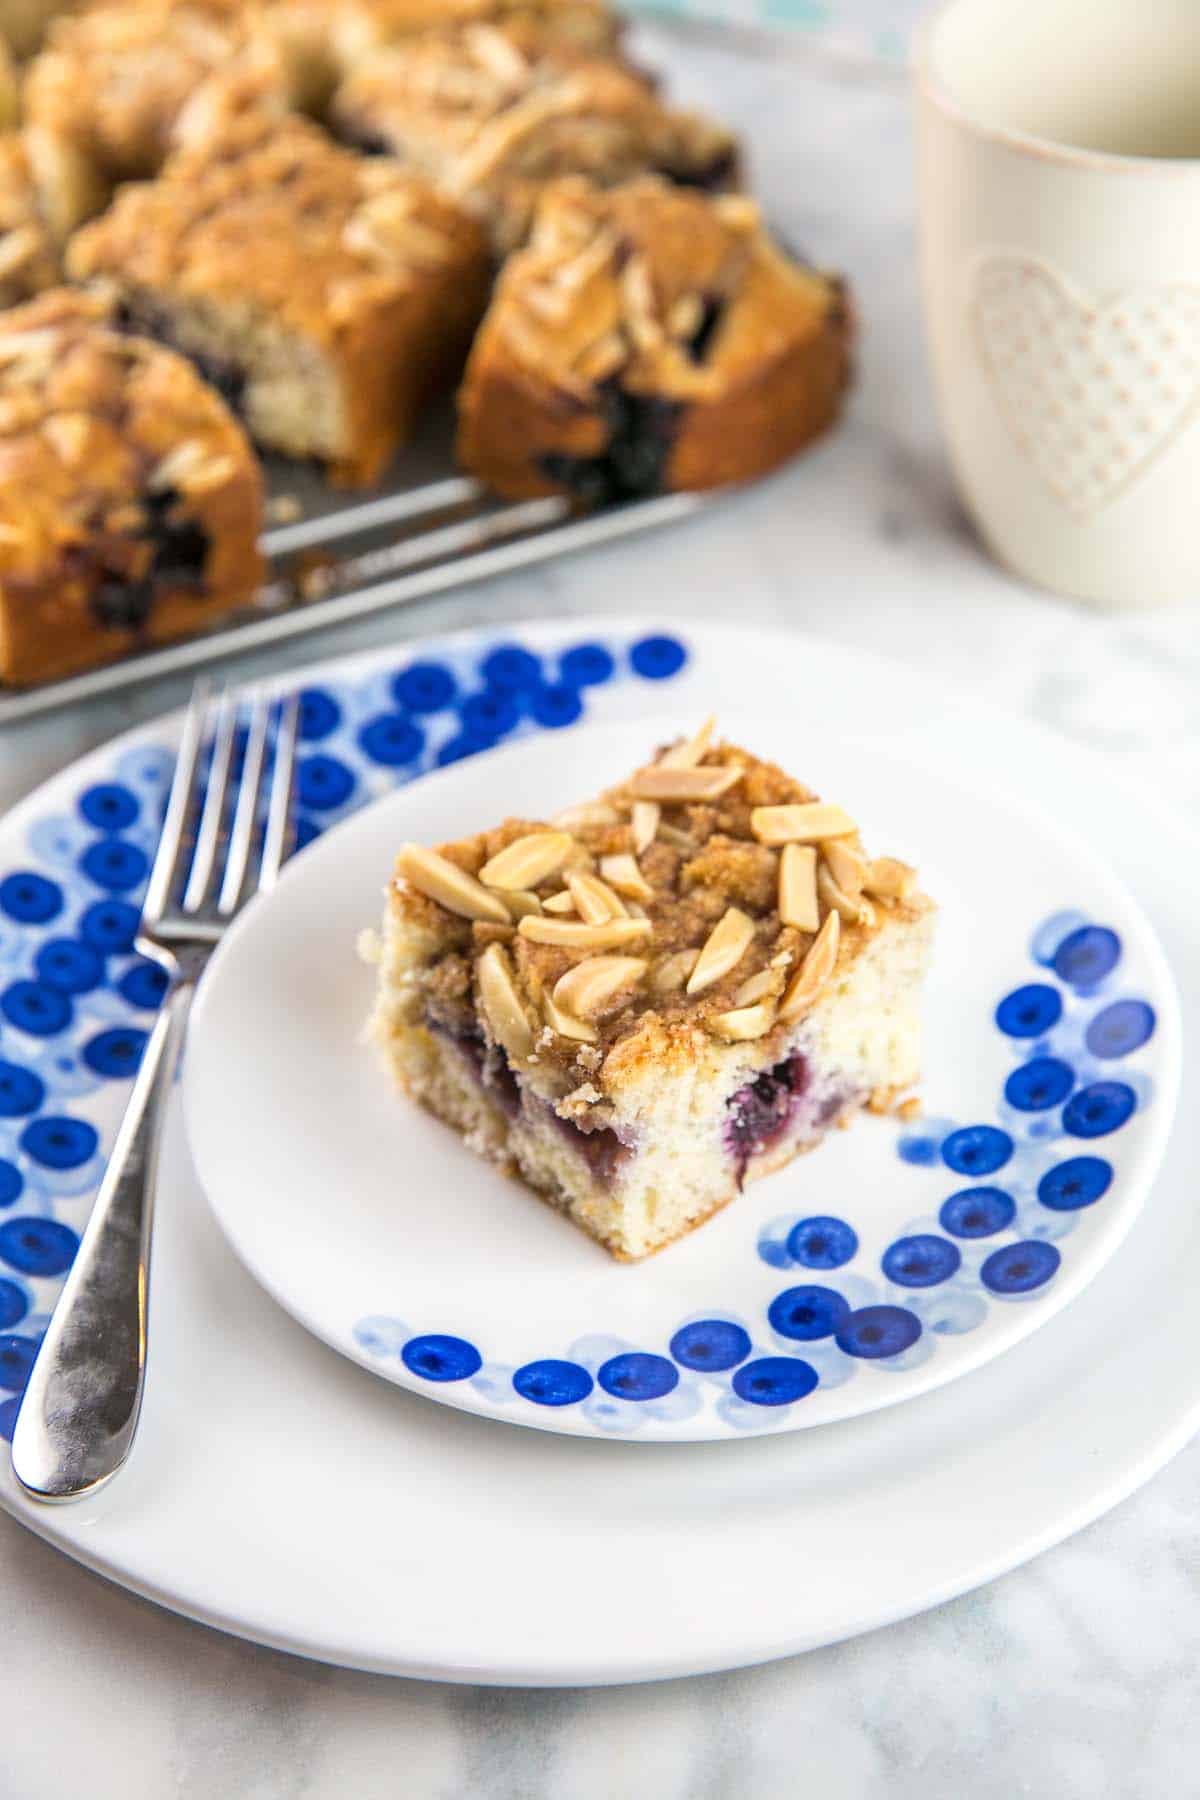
[0,620,1195,1681]
[181,698,1179,1441]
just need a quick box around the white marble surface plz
[3,25,1200,1798]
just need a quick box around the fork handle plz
[11,980,194,1502]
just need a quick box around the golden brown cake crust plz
[456,178,853,500]
[332,0,620,70]
[387,729,930,1100]
[333,24,736,252]
[65,114,491,483]
[23,0,301,234]
[0,133,60,308]
[0,288,264,687]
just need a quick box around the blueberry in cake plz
[456,178,852,502]
[66,112,491,485]
[366,722,934,1261]
[0,288,264,687]
[332,23,737,253]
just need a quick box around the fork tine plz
[141,678,211,930]
[217,687,270,916]
[182,687,237,913]
[259,692,299,893]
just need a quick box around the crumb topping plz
[468,176,840,402]
[391,725,928,1090]
[66,114,483,345]
[333,28,734,253]
[0,286,262,580]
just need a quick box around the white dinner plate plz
[0,619,1195,1682]
[185,714,1178,1441]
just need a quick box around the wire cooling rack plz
[0,460,709,724]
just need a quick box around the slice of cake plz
[65,113,491,485]
[366,724,935,1261]
[332,24,737,254]
[22,0,304,236]
[456,177,852,502]
[0,288,264,687]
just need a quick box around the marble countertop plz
[3,24,1199,1799]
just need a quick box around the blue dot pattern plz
[512,1359,593,1406]
[1,642,1160,1438]
[401,1334,481,1382]
[670,1319,751,1370]
[349,912,1156,1430]
[0,629,698,1441]
[597,1353,678,1401]
[732,1357,818,1406]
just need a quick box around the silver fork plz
[11,681,299,1503]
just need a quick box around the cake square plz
[366,723,935,1261]
[332,23,736,253]
[456,177,852,502]
[65,113,491,484]
[22,0,305,237]
[0,288,264,687]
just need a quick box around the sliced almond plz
[823,838,866,899]
[778,911,840,1024]
[778,843,819,931]
[659,715,716,770]
[397,844,509,923]
[599,853,654,903]
[708,1001,777,1041]
[865,856,918,902]
[543,993,598,1043]
[518,915,651,951]
[567,870,626,924]
[542,889,576,915]
[553,955,646,1018]
[731,967,783,1007]
[817,861,875,927]
[631,800,660,855]
[751,803,857,846]
[652,948,698,994]
[552,800,619,830]
[687,906,755,995]
[657,823,697,851]
[476,941,534,1061]
[629,764,742,803]
[480,830,573,891]
[503,889,543,922]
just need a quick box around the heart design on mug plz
[972,255,1200,517]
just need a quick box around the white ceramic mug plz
[916,0,1200,609]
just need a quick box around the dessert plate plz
[0,619,1195,1682]
[184,711,1179,1442]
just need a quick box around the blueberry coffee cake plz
[66,113,491,484]
[366,724,934,1261]
[22,0,305,237]
[456,178,852,501]
[0,134,60,308]
[0,287,264,686]
[332,24,736,253]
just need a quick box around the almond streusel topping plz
[391,727,927,1087]
[473,176,840,404]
